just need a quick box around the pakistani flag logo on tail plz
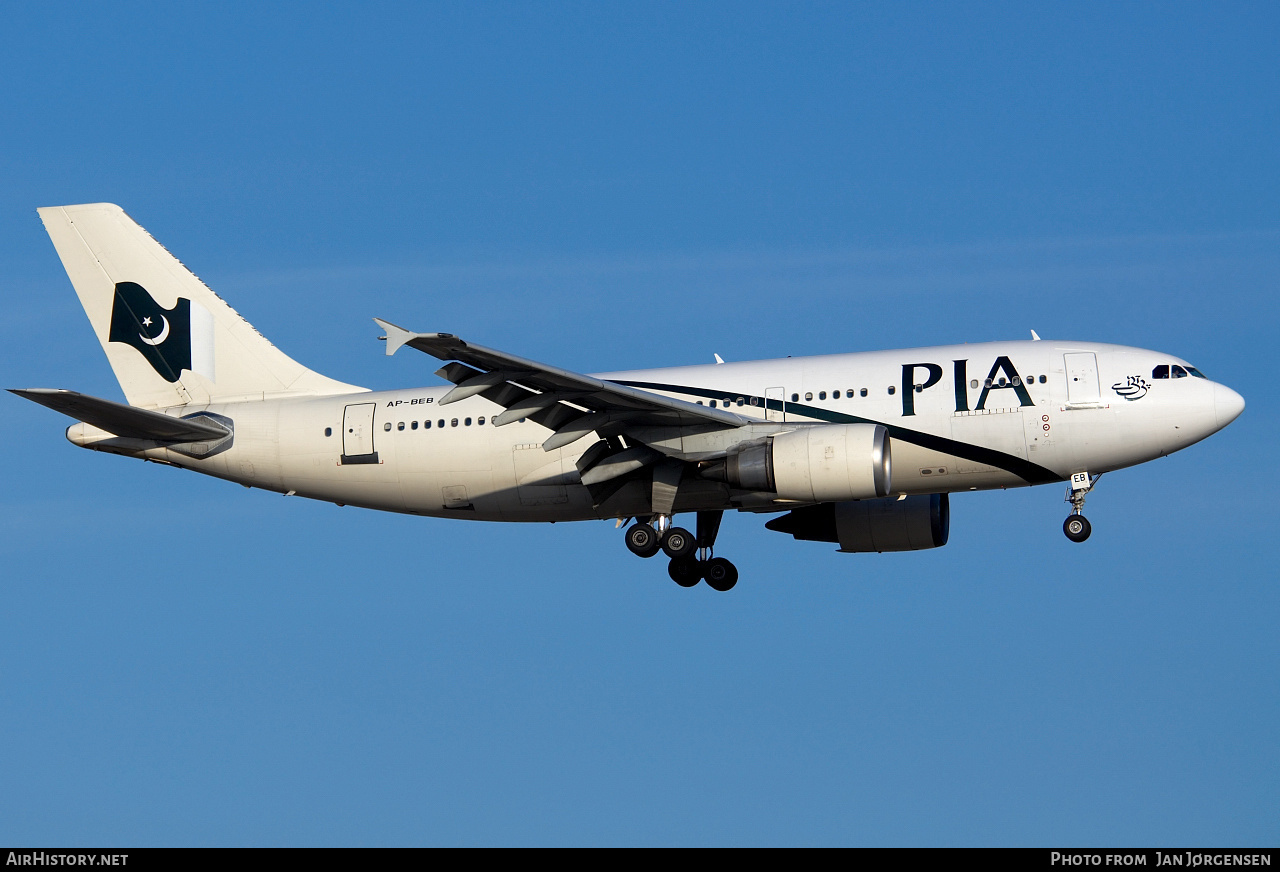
[108,282,215,383]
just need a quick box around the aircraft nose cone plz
[1214,383,1245,429]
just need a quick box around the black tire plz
[704,557,739,592]
[661,526,696,559]
[625,523,661,558]
[1063,514,1092,543]
[668,556,702,587]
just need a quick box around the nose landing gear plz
[1063,471,1102,543]
[624,510,738,591]
[1063,514,1092,543]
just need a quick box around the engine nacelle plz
[765,493,950,553]
[708,424,891,502]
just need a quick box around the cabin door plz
[341,402,379,463]
[1064,353,1101,405]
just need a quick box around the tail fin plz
[38,203,364,409]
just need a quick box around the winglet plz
[714,354,725,364]
[374,318,416,356]
[1030,329,1041,341]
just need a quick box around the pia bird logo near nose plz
[107,282,214,383]
[1112,375,1150,400]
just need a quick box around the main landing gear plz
[624,510,738,591]
[1063,471,1102,543]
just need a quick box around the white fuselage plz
[74,340,1239,522]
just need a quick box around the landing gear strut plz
[623,510,738,591]
[1063,471,1101,543]
[696,510,737,591]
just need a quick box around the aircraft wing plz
[375,319,748,452]
[10,389,230,442]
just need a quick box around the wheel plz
[625,523,661,558]
[1063,514,1092,543]
[668,556,702,587]
[704,557,738,592]
[661,526,696,559]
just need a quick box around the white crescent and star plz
[138,314,170,346]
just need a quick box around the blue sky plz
[1,3,1276,846]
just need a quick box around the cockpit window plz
[1172,365,1188,379]
[1152,365,1170,379]
[1186,366,1207,379]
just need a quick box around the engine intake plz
[704,424,891,502]
[765,493,950,553]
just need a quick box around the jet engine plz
[765,493,950,553]
[701,424,891,502]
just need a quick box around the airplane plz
[12,203,1246,591]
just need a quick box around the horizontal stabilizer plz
[10,389,230,442]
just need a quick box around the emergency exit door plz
[765,387,786,422]
[341,402,379,464]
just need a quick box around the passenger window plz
[736,398,744,407]
[970,379,979,389]
[984,379,993,388]
[478,417,486,425]
[819,391,826,400]
[1172,365,1188,379]
[438,419,445,428]
[791,393,799,402]
[324,427,332,437]
[425,420,432,429]
[846,390,854,398]
[383,422,392,431]
[710,400,717,408]
[411,421,418,430]
[465,417,472,426]
[914,384,922,393]
[1039,375,1047,384]
[1012,376,1021,386]
[1152,365,1170,379]
[750,397,759,406]
[397,422,405,431]
[860,388,867,397]
[887,386,896,395]
[805,392,813,401]
[696,400,703,405]
[451,419,459,427]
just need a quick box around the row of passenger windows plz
[781,375,1048,403]
[1153,364,1206,379]
[385,417,486,430]
[698,397,759,408]
[322,418,489,438]
[792,389,870,402]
